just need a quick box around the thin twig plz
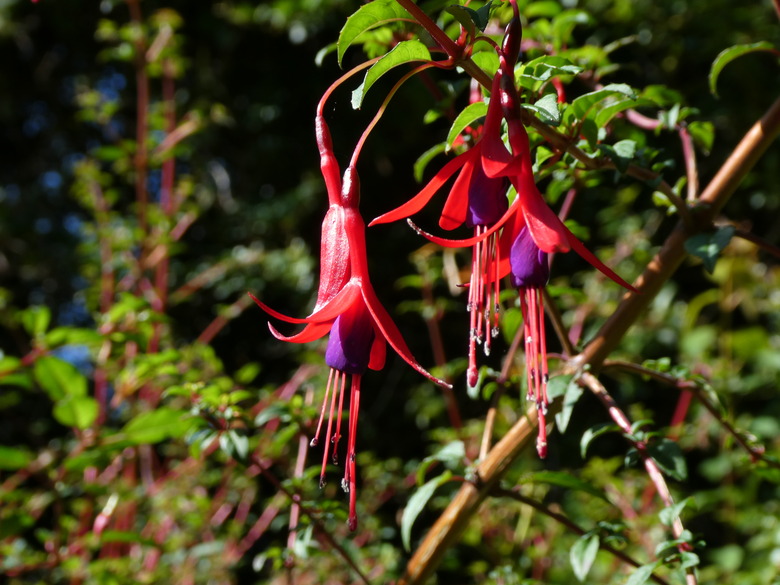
[580,373,698,585]
[491,487,673,585]
[602,360,777,468]
[251,456,372,585]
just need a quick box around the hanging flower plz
[370,72,511,387]
[251,162,449,530]
[509,226,551,458]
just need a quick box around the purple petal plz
[325,300,375,375]
[465,166,509,228]
[509,226,550,288]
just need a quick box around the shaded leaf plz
[401,471,451,551]
[684,225,735,273]
[0,445,34,470]
[524,470,610,502]
[625,561,662,585]
[523,93,561,126]
[571,532,600,581]
[648,438,688,481]
[709,42,777,97]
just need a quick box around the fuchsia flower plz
[251,118,448,531]
[371,71,511,389]
[370,14,636,457]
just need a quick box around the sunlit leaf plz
[352,40,431,109]
[337,0,412,66]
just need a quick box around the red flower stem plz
[679,125,699,201]
[316,59,378,118]
[394,0,461,58]
[350,62,435,169]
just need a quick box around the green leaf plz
[553,375,583,434]
[53,396,99,429]
[121,407,192,445]
[648,438,688,481]
[709,41,777,97]
[220,430,249,461]
[594,97,654,128]
[352,40,431,109]
[0,445,34,470]
[581,422,620,458]
[447,102,488,147]
[523,93,561,126]
[571,532,600,581]
[34,356,87,400]
[598,139,637,173]
[401,471,451,551]
[337,0,412,66]
[687,121,715,154]
[684,225,735,273]
[20,306,51,337]
[446,2,493,36]
[416,440,465,485]
[624,561,662,585]
[523,470,610,502]
[570,83,636,122]
[414,142,447,182]
[659,497,692,527]
[520,55,583,84]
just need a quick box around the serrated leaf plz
[121,407,192,445]
[570,83,636,121]
[581,422,620,458]
[624,561,661,585]
[709,41,777,97]
[352,40,431,108]
[571,533,600,581]
[34,356,87,400]
[523,93,561,126]
[402,471,451,551]
[54,396,99,429]
[520,54,583,83]
[524,470,610,502]
[337,0,412,66]
[447,102,488,147]
[684,225,735,273]
[648,438,688,481]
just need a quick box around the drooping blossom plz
[251,119,449,530]
[509,226,550,457]
[371,12,636,456]
[371,72,511,388]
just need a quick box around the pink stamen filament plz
[346,375,362,531]
[521,287,549,458]
[319,369,347,488]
